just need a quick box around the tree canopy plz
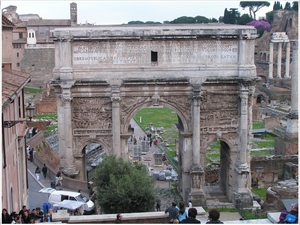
[92,155,157,214]
[240,1,270,20]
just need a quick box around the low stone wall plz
[52,207,206,224]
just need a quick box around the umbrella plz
[39,187,56,194]
[53,200,85,210]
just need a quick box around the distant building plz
[2,2,77,85]
[2,14,31,213]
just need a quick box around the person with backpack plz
[165,202,179,223]
[278,203,298,224]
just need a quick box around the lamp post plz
[26,103,35,122]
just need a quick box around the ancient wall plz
[251,155,298,188]
[264,116,280,128]
[20,48,55,74]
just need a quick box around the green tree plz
[292,1,298,10]
[194,15,209,23]
[171,16,196,23]
[128,20,144,24]
[229,8,240,24]
[223,8,230,24]
[240,1,271,20]
[284,2,292,10]
[238,13,254,25]
[273,1,282,10]
[266,11,274,24]
[92,155,157,214]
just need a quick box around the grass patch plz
[203,207,239,212]
[24,86,43,94]
[251,149,274,157]
[134,107,179,148]
[34,113,57,120]
[252,188,268,201]
[253,121,264,129]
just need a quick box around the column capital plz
[111,85,121,102]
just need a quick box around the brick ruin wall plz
[251,155,298,188]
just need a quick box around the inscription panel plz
[72,40,238,65]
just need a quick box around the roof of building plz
[27,19,71,26]
[2,14,15,28]
[252,128,268,134]
[2,70,31,108]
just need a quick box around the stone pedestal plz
[188,164,206,206]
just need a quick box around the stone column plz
[277,42,282,78]
[286,40,298,138]
[285,42,291,78]
[60,81,79,178]
[192,86,201,165]
[269,42,273,78]
[189,85,205,206]
[290,41,298,115]
[111,85,121,157]
[238,85,249,168]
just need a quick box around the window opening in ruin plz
[17,52,19,57]
[19,33,23,39]
[32,32,34,38]
[17,63,20,67]
[29,33,31,38]
[151,51,158,64]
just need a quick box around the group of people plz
[28,127,38,138]
[26,146,34,162]
[34,164,48,181]
[165,201,223,224]
[2,205,52,224]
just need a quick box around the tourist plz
[29,128,33,138]
[42,164,47,179]
[19,205,27,219]
[156,200,161,211]
[188,200,192,208]
[278,203,298,224]
[180,207,200,224]
[115,213,122,223]
[35,166,41,181]
[177,201,188,222]
[206,209,223,224]
[29,148,34,162]
[2,208,12,224]
[12,215,22,224]
[21,210,31,223]
[165,202,179,223]
[55,169,62,187]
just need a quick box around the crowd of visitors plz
[2,205,52,224]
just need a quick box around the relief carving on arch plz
[120,96,149,125]
[200,93,239,131]
[72,97,112,129]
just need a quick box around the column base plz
[62,166,79,178]
[188,190,206,207]
[232,190,253,208]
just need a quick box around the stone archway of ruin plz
[51,24,258,208]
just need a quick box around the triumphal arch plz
[51,24,258,207]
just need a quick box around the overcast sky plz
[1,1,288,25]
